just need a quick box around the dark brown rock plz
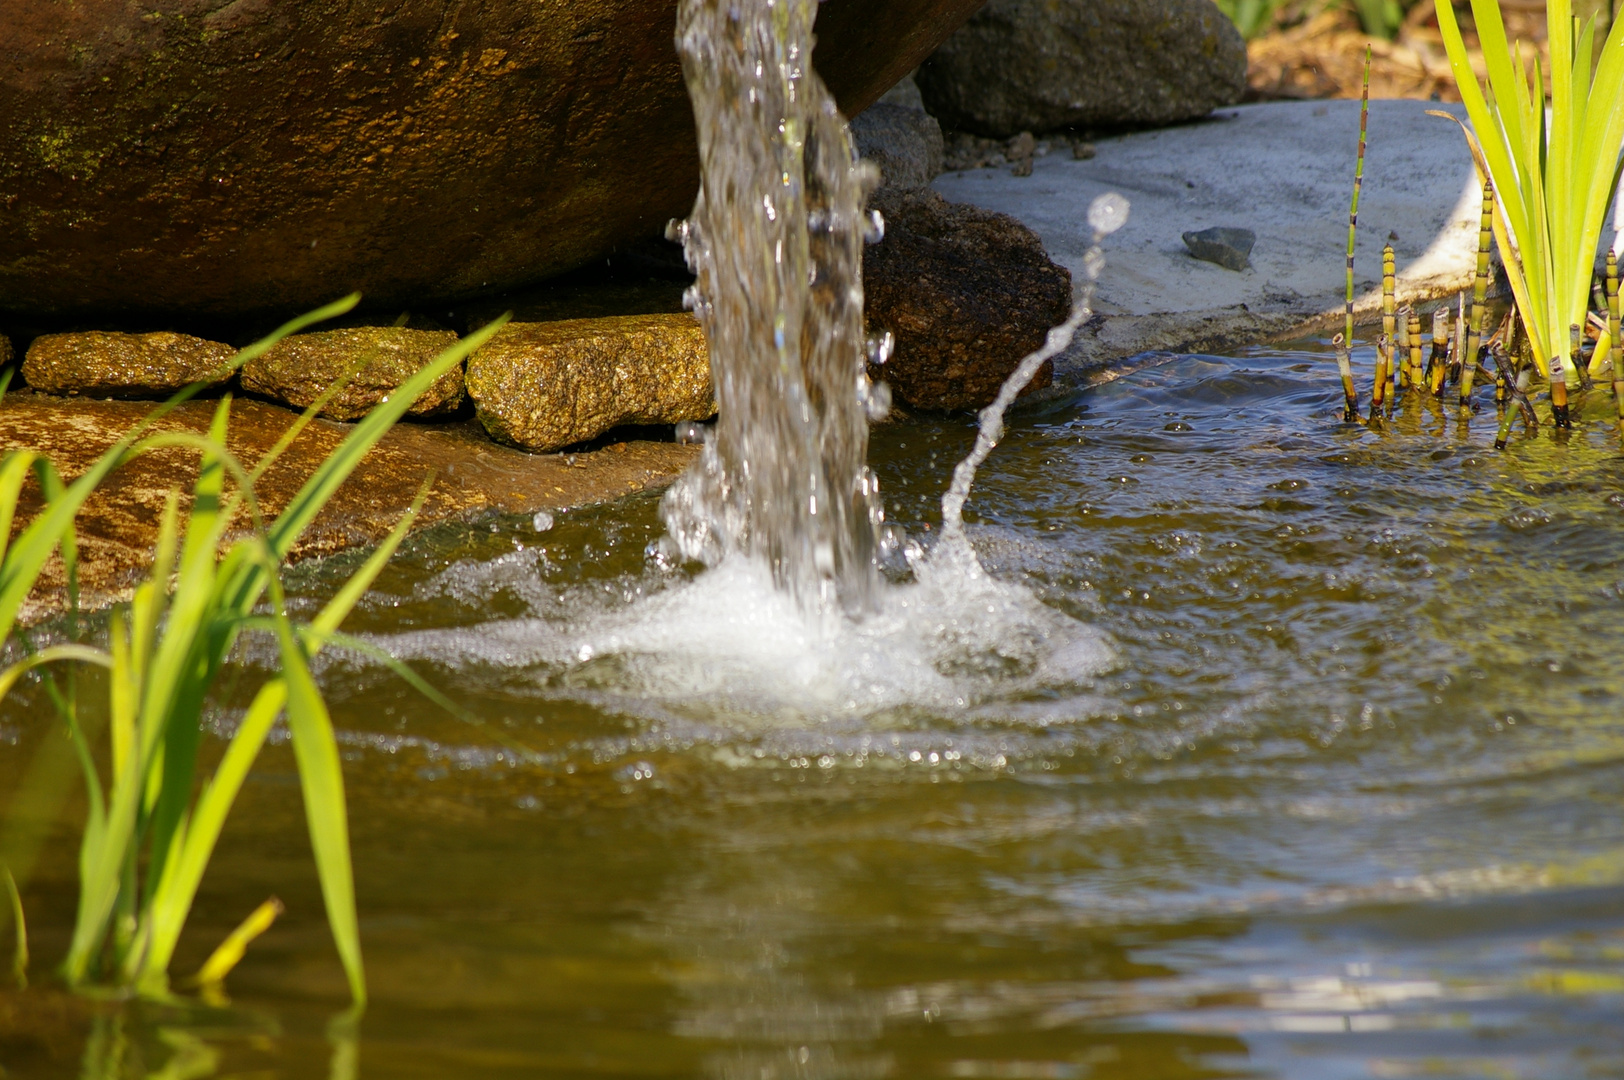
[22,331,235,397]
[0,394,698,623]
[0,334,12,372]
[242,326,464,421]
[917,0,1248,137]
[466,314,714,452]
[0,0,983,322]
[863,189,1071,411]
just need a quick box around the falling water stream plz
[2,1,1622,1077]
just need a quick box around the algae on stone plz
[242,327,464,421]
[22,331,236,398]
[466,314,715,452]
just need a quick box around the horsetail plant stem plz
[1460,177,1495,412]
[1408,309,1425,389]
[1428,307,1451,396]
[1608,250,1623,436]
[1340,46,1373,423]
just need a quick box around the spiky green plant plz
[1432,0,1624,425]
[0,303,507,1002]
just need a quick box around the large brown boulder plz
[0,0,982,323]
[863,190,1072,411]
[917,0,1248,137]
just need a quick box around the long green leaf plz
[271,575,366,1005]
[137,482,431,985]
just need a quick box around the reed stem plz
[1339,46,1371,424]
[1407,310,1424,390]
[1459,178,1493,413]
[1428,307,1450,397]
[1608,250,1622,437]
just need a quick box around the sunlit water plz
[5,337,1623,1079]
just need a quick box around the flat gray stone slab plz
[931,99,1483,384]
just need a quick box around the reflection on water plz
[3,340,1623,1078]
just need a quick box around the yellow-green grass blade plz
[271,577,365,1005]
[1430,111,1552,366]
[136,413,244,920]
[137,484,429,985]
[3,865,25,988]
[190,897,283,988]
[0,301,352,645]
[0,452,38,568]
[261,316,508,567]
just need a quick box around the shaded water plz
[5,336,1624,1078]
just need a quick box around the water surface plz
[5,339,1623,1079]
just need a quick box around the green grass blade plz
[262,317,507,565]
[271,579,366,1005]
[3,865,26,988]
[0,452,38,569]
[139,481,431,984]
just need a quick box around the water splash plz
[935,192,1130,557]
[660,0,886,618]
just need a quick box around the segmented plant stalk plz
[1492,342,1537,449]
[1608,251,1622,435]
[1377,244,1396,410]
[1407,310,1424,389]
[1339,47,1372,423]
[1458,178,1494,412]
[1494,310,1516,405]
[1550,343,1571,429]
[1428,307,1450,396]
[1369,335,1389,421]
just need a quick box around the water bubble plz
[865,380,892,422]
[532,510,555,532]
[866,330,895,366]
[675,421,709,444]
[665,217,690,244]
[865,209,885,243]
[1087,192,1130,236]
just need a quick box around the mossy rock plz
[242,326,463,421]
[23,330,235,397]
[467,313,713,451]
[0,0,983,322]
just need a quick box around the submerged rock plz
[0,333,11,372]
[22,331,235,398]
[863,189,1071,411]
[1182,226,1255,271]
[242,326,464,421]
[916,0,1247,137]
[0,0,984,321]
[466,314,714,452]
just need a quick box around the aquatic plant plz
[1337,47,1372,423]
[1432,0,1624,428]
[0,303,505,1003]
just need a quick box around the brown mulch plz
[1244,0,1551,102]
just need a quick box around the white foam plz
[369,540,1115,730]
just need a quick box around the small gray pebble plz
[1182,226,1255,271]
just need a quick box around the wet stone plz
[242,326,464,421]
[21,330,236,398]
[863,188,1071,411]
[851,103,944,191]
[0,332,12,371]
[0,395,698,624]
[466,313,715,453]
[1182,226,1256,272]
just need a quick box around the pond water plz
[4,337,1624,1079]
